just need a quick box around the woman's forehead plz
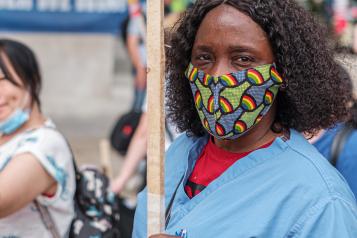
[194,4,268,47]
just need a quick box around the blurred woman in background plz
[0,39,75,237]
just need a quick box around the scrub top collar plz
[167,130,294,229]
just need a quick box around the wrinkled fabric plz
[133,130,357,238]
[313,124,357,198]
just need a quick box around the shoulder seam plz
[284,195,356,238]
[285,143,335,195]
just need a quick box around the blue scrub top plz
[313,125,357,198]
[133,130,357,238]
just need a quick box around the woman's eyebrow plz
[228,45,257,53]
[193,45,213,53]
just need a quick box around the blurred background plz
[0,0,356,199]
[0,0,356,236]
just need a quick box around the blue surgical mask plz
[0,108,30,135]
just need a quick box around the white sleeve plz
[14,128,74,205]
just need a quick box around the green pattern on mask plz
[220,81,251,110]
[269,85,279,95]
[195,78,212,105]
[240,104,265,128]
[186,62,284,140]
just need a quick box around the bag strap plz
[24,126,72,237]
[34,200,61,238]
[32,127,80,238]
[330,124,354,167]
[165,174,185,229]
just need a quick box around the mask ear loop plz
[280,80,288,91]
[276,66,288,91]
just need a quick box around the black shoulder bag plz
[36,127,121,238]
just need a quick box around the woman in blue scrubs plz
[134,0,357,237]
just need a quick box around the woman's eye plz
[237,56,252,62]
[232,56,255,66]
[195,54,212,61]
[240,57,250,62]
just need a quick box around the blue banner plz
[0,0,130,33]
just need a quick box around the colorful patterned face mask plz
[185,63,284,140]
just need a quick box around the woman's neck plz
[0,104,46,145]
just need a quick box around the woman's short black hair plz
[166,0,354,137]
[0,39,42,107]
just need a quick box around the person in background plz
[123,0,147,112]
[0,39,75,237]
[331,0,357,53]
[134,0,357,237]
[111,4,184,238]
[111,107,177,195]
[118,0,191,112]
[310,105,357,197]
[112,1,190,196]
[111,0,186,197]
[352,0,357,53]
[307,66,357,198]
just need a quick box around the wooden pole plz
[127,0,165,234]
[146,0,166,236]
